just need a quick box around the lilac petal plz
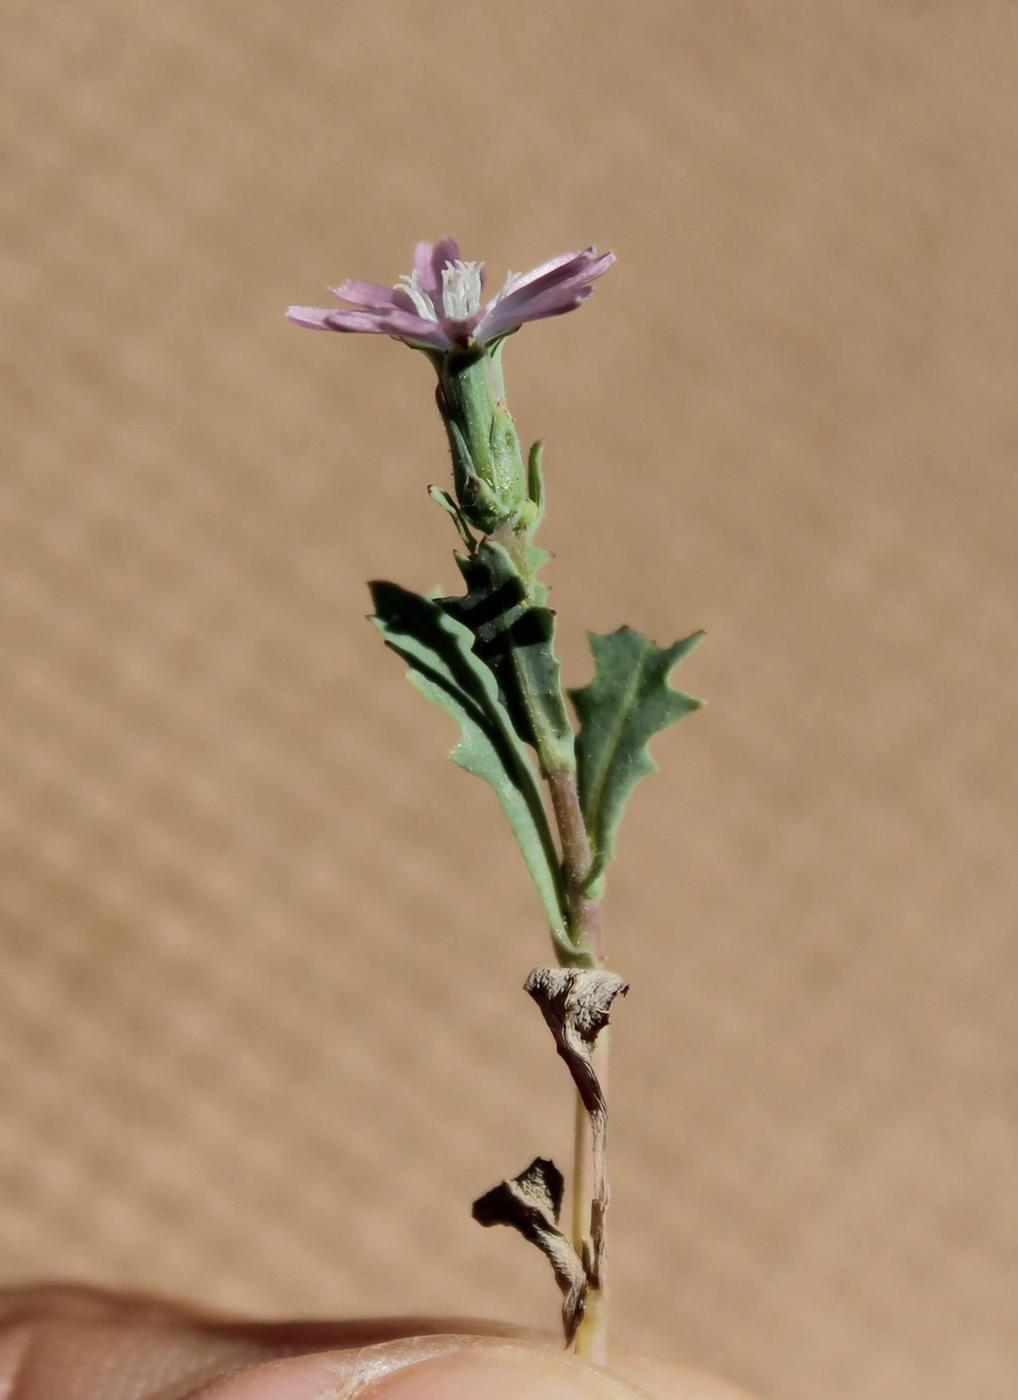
[478,287,596,342]
[331,279,405,310]
[433,235,462,268]
[499,250,587,297]
[497,249,615,311]
[324,306,452,348]
[286,304,352,330]
[287,306,395,334]
[321,309,399,332]
[413,237,461,296]
[483,251,613,323]
[478,251,613,341]
[375,308,454,350]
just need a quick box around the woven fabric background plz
[2,4,1016,1397]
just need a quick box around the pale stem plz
[574,1030,611,1364]
[571,1084,592,1255]
[546,767,611,1363]
[573,1286,608,1367]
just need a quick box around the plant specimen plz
[288,240,702,1364]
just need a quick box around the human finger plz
[0,1283,755,1399]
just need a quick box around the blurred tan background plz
[2,3,1016,1397]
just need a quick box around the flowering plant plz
[288,240,702,1364]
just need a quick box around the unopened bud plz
[436,347,528,533]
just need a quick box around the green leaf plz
[428,484,477,552]
[441,541,574,774]
[570,627,704,896]
[370,581,586,964]
[523,442,551,605]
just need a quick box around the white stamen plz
[495,270,517,303]
[440,260,484,319]
[394,270,438,321]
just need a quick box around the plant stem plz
[494,521,613,1358]
[571,1084,592,1255]
[573,1285,608,1366]
[546,768,604,966]
[572,1026,612,1364]
[545,766,612,1363]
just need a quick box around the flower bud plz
[436,346,528,534]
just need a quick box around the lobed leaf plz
[570,626,704,896]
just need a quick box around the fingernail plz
[331,1335,649,1399]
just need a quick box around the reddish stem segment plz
[546,767,604,966]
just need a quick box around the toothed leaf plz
[570,627,704,895]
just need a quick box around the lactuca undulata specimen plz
[288,239,702,1362]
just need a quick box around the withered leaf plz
[524,968,628,1120]
[524,968,629,1287]
[472,1156,587,1345]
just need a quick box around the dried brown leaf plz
[472,1156,587,1344]
[524,968,629,1286]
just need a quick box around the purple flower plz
[287,238,615,352]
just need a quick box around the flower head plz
[287,238,615,352]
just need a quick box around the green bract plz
[437,347,536,534]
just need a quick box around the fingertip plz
[357,1343,645,1398]
[190,1336,649,1400]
